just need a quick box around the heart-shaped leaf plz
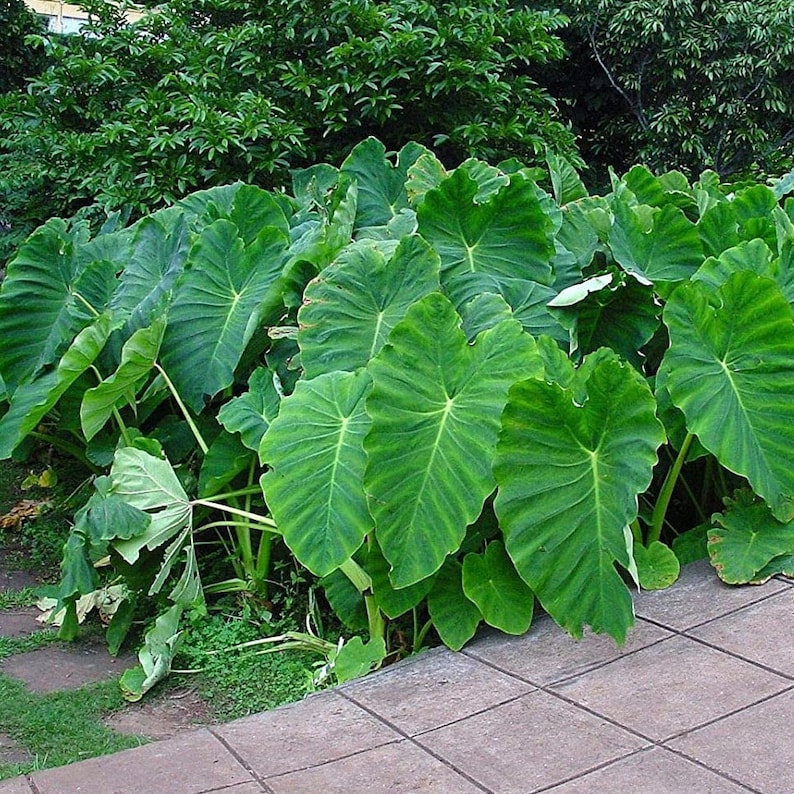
[298,235,440,377]
[260,370,373,577]
[633,541,680,590]
[494,350,664,642]
[365,293,542,588]
[427,559,481,651]
[417,170,555,287]
[462,541,534,634]
[160,220,290,412]
[709,494,794,584]
[663,272,794,521]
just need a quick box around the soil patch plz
[0,609,42,639]
[1,638,136,693]
[0,734,31,766]
[104,688,215,741]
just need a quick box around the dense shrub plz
[0,0,579,262]
[549,0,794,178]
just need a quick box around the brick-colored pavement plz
[3,559,792,793]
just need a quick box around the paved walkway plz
[3,559,794,793]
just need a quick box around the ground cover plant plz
[2,138,794,696]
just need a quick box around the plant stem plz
[199,485,262,502]
[339,557,386,643]
[192,499,278,529]
[414,617,434,651]
[154,362,208,454]
[112,406,132,446]
[648,433,694,545]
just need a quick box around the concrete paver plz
[1,644,135,693]
[550,633,790,740]
[0,608,42,639]
[3,561,794,793]
[30,729,252,794]
[341,647,533,735]
[266,740,485,793]
[215,690,400,779]
[634,558,790,630]
[543,746,753,793]
[669,690,794,794]
[417,690,647,793]
[0,778,33,794]
[690,587,794,677]
[464,613,671,686]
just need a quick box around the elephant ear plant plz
[2,138,794,697]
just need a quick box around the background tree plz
[0,0,47,94]
[0,0,579,264]
[552,0,794,179]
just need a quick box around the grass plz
[0,454,323,780]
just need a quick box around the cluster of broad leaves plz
[2,138,794,691]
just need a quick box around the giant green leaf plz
[663,272,794,522]
[198,429,252,498]
[109,214,188,339]
[0,219,103,393]
[445,273,567,346]
[494,351,665,642]
[260,370,373,576]
[340,137,429,229]
[298,235,440,377]
[160,220,290,412]
[365,293,542,588]
[462,541,534,634]
[708,495,794,584]
[549,273,660,366]
[692,240,776,292]
[426,559,481,651]
[609,198,703,284]
[0,316,113,459]
[217,367,282,452]
[81,318,166,441]
[110,448,192,567]
[228,184,290,244]
[365,542,435,619]
[417,170,555,287]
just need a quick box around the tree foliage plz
[0,0,47,94]
[0,0,578,264]
[556,0,794,178]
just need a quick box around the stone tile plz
[551,634,789,741]
[203,785,264,793]
[634,559,787,631]
[669,690,794,794]
[0,643,135,693]
[464,614,671,686]
[342,646,532,735]
[418,689,646,793]
[0,777,33,794]
[215,691,400,779]
[0,609,42,638]
[267,740,483,793]
[544,746,751,793]
[690,589,794,677]
[31,730,251,794]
